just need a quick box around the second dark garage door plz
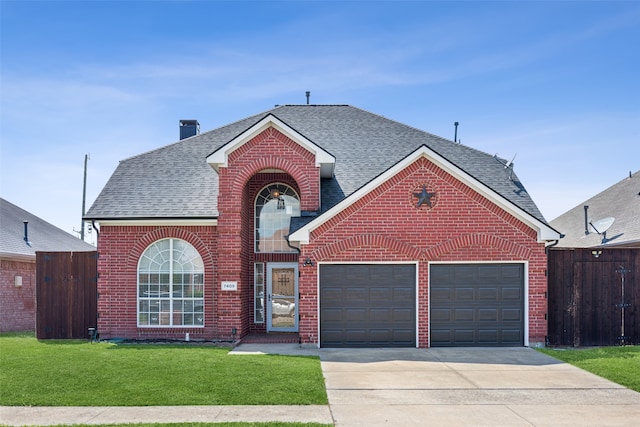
[320,264,416,347]
[430,263,525,347]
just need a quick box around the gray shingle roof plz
[1,198,95,259]
[550,170,640,248]
[85,105,547,224]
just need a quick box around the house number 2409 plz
[221,281,238,291]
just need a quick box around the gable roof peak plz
[206,113,336,178]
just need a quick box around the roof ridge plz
[347,105,503,162]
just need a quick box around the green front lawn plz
[0,332,327,406]
[538,346,640,392]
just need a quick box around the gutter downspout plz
[91,220,100,240]
[284,234,301,255]
[545,233,565,254]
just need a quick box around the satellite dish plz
[589,217,615,234]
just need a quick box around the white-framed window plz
[255,183,300,253]
[254,263,265,323]
[137,238,205,327]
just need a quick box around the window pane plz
[139,283,148,297]
[255,184,300,253]
[193,284,204,298]
[254,263,265,323]
[173,284,183,297]
[138,238,205,327]
[139,313,149,325]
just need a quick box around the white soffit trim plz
[206,114,335,178]
[289,145,560,244]
[97,219,218,227]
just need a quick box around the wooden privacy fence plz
[36,251,98,339]
[547,248,639,346]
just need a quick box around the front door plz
[267,263,298,332]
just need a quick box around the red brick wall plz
[297,157,548,347]
[0,258,36,332]
[225,127,321,211]
[96,226,218,340]
[216,127,320,337]
[96,128,547,347]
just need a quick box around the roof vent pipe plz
[584,205,589,235]
[179,120,200,140]
[305,91,310,105]
[454,122,459,143]
[23,221,32,247]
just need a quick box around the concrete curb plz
[0,405,334,426]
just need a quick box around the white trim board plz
[289,145,561,244]
[207,114,336,178]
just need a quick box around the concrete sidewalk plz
[2,345,640,426]
[0,405,333,426]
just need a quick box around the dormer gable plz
[207,114,335,178]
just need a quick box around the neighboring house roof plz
[85,104,550,230]
[0,198,95,261]
[550,170,640,248]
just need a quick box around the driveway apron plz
[320,347,640,427]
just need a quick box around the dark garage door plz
[430,263,524,347]
[320,264,416,347]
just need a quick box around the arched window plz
[138,238,204,327]
[255,183,300,253]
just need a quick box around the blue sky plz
[1,1,638,245]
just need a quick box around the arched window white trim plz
[255,183,301,253]
[137,238,205,327]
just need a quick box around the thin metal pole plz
[81,154,89,241]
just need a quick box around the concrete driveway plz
[320,347,640,427]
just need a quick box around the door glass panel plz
[271,267,296,329]
[254,263,265,323]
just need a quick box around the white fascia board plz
[0,252,36,263]
[96,219,218,227]
[206,114,335,178]
[289,145,561,245]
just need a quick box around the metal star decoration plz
[413,185,436,208]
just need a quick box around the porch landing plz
[240,332,299,344]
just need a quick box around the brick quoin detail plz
[298,157,547,348]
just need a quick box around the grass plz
[538,345,640,392]
[0,332,327,406]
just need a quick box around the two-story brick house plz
[85,104,560,347]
